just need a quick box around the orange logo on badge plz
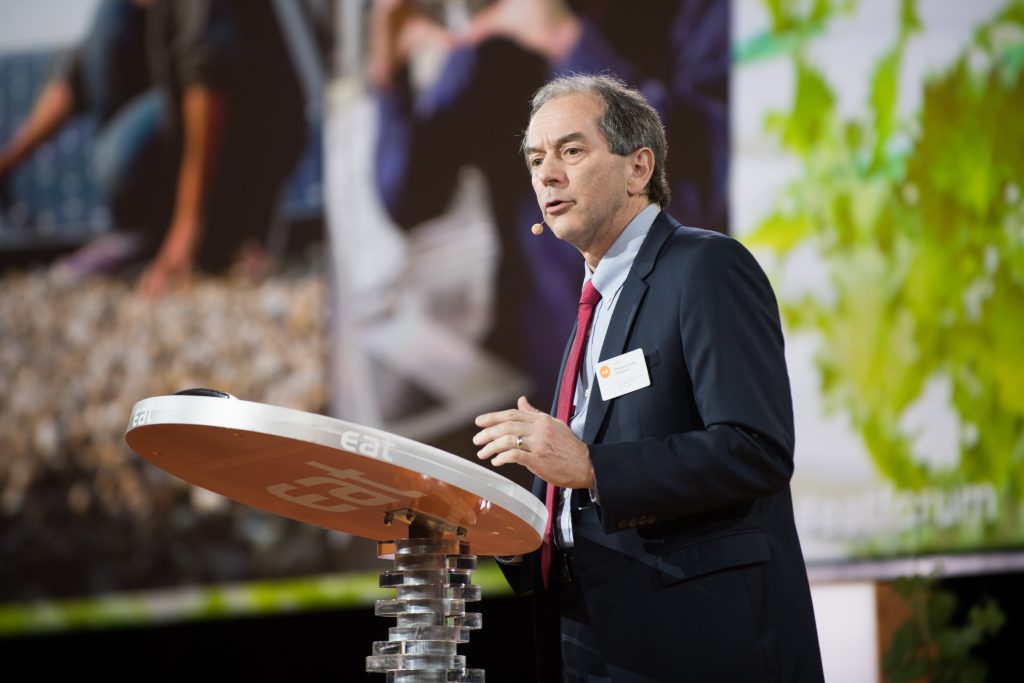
[599,365,611,378]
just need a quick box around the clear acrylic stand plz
[366,510,485,682]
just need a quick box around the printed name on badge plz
[595,348,651,401]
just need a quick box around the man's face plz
[525,93,635,255]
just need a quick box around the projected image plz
[1,0,730,630]
[0,0,346,624]
[734,0,1023,567]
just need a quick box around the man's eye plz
[564,147,580,156]
[529,157,543,167]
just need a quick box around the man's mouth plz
[545,200,573,215]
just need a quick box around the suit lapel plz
[581,211,678,444]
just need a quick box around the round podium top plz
[125,395,546,556]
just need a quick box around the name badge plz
[594,348,651,401]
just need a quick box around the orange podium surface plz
[124,394,546,556]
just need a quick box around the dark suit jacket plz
[503,211,824,682]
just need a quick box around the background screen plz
[1,0,1021,636]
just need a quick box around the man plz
[473,74,824,682]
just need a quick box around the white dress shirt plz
[555,203,659,549]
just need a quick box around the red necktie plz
[541,280,602,588]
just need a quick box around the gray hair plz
[524,73,670,208]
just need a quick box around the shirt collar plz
[586,203,660,297]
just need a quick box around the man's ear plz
[626,147,655,196]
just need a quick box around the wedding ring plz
[516,435,524,449]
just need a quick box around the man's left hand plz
[474,395,594,489]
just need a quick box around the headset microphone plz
[531,221,545,235]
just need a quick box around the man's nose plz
[536,156,565,185]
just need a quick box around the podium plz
[125,392,546,682]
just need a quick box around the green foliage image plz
[742,0,1024,555]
